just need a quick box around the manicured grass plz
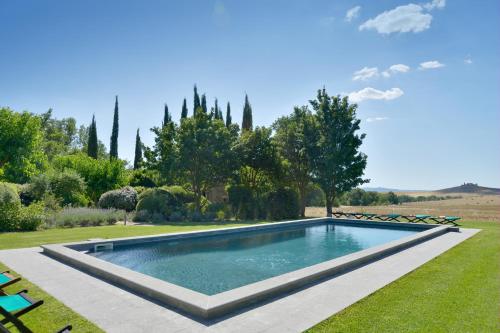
[0,261,103,333]
[0,221,262,250]
[306,220,500,333]
[1,220,498,332]
[0,221,262,332]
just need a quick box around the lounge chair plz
[332,211,347,218]
[0,290,43,327]
[377,214,401,222]
[0,272,20,292]
[0,322,72,333]
[347,213,377,220]
[401,214,431,223]
[429,216,461,226]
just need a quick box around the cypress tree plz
[133,128,143,169]
[225,102,232,127]
[242,94,253,131]
[163,103,171,126]
[88,115,98,159]
[213,99,219,119]
[110,95,119,159]
[201,94,207,114]
[193,85,200,115]
[181,98,188,119]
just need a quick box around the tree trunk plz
[299,186,306,218]
[325,196,333,217]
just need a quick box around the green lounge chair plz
[377,214,401,222]
[0,322,72,333]
[401,214,431,223]
[0,290,43,327]
[429,216,461,226]
[0,272,20,292]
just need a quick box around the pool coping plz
[42,218,454,319]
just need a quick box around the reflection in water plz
[90,223,417,295]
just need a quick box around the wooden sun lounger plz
[0,290,43,328]
[0,272,21,292]
[401,214,431,223]
[429,216,461,226]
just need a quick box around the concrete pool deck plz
[0,227,478,333]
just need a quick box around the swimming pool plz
[88,222,418,295]
[43,218,452,318]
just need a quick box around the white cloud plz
[349,87,404,103]
[464,56,473,64]
[352,67,379,81]
[366,117,389,122]
[359,4,432,34]
[382,64,411,77]
[423,0,446,10]
[345,6,361,22]
[419,60,445,70]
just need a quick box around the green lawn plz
[307,221,500,333]
[0,221,498,332]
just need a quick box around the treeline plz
[336,188,462,206]
[0,86,368,231]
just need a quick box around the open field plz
[307,193,500,222]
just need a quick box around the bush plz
[0,183,45,231]
[266,187,299,220]
[50,169,88,207]
[46,207,123,228]
[98,186,138,211]
[129,169,158,188]
[136,188,177,221]
[227,185,254,219]
[163,185,195,204]
[306,184,326,206]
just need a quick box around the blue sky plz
[1,0,499,189]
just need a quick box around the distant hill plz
[436,183,500,195]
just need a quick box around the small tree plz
[201,94,207,114]
[193,85,200,115]
[110,96,119,160]
[306,88,368,216]
[225,102,232,127]
[181,98,188,119]
[163,103,171,126]
[242,94,253,131]
[146,121,177,184]
[87,115,98,159]
[134,129,143,170]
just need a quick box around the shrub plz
[0,183,45,231]
[163,185,195,204]
[227,185,254,219]
[136,188,177,220]
[266,187,299,220]
[46,207,123,228]
[306,184,326,206]
[50,169,88,207]
[129,169,157,188]
[98,186,138,212]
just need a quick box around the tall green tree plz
[193,85,200,115]
[39,109,77,160]
[242,94,253,131]
[146,121,177,184]
[181,98,188,119]
[0,108,47,183]
[87,115,98,159]
[235,126,280,193]
[226,102,232,127]
[273,106,314,217]
[201,94,207,114]
[76,125,108,159]
[177,111,237,212]
[110,96,119,159]
[134,128,143,170]
[163,103,171,126]
[306,88,368,216]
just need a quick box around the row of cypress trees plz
[86,85,253,167]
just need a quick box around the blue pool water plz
[88,223,418,295]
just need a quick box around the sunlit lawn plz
[0,220,498,332]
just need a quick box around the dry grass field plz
[306,193,500,222]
